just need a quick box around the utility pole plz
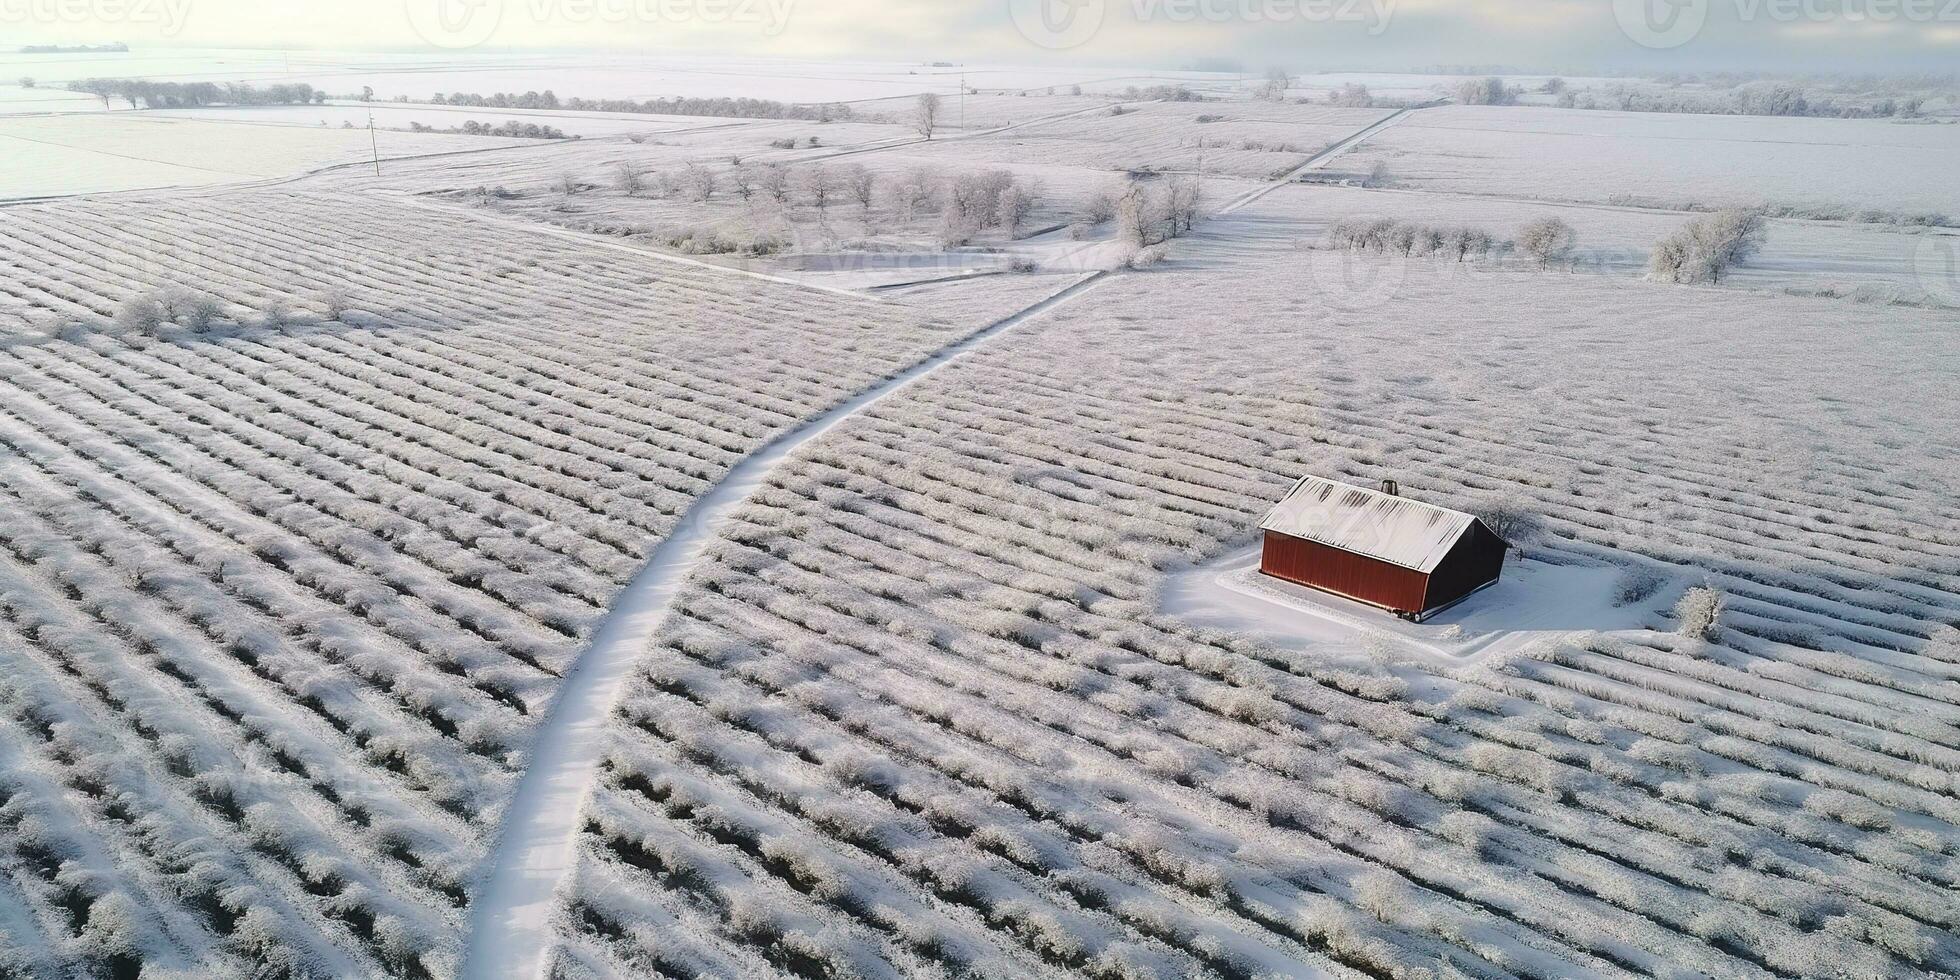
[368,107,381,177]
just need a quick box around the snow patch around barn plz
[1163,546,1679,665]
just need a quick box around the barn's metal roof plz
[1258,476,1480,573]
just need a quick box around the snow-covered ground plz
[1164,548,1677,665]
[4,50,1959,980]
[1341,104,1960,218]
[0,112,533,199]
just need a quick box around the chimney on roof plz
[1379,479,1399,497]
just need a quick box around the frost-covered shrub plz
[1350,869,1408,922]
[1454,76,1516,105]
[1674,586,1724,641]
[317,287,351,321]
[1612,567,1667,606]
[259,296,293,328]
[1473,497,1543,547]
[1125,244,1170,269]
[159,288,223,332]
[1515,216,1577,266]
[1649,209,1767,284]
[1082,189,1118,225]
[111,294,165,335]
[1437,810,1502,857]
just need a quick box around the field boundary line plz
[1218,100,1440,216]
[392,195,887,301]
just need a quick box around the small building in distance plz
[1259,476,1510,621]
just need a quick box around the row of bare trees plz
[1325,207,1771,284]
[596,156,1049,244]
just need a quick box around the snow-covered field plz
[1341,105,1960,218]
[0,114,534,199]
[555,229,1960,976]
[3,50,1958,980]
[135,102,721,139]
[0,189,969,977]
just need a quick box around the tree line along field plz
[553,223,1960,978]
[0,189,976,978]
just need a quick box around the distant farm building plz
[1259,476,1511,621]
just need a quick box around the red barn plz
[1259,476,1510,621]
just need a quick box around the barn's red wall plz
[1260,531,1429,613]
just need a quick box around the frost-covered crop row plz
[0,189,961,978]
[563,244,1960,976]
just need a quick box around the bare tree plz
[1258,67,1290,102]
[1516,217,1577,267]
[757,163,790,206]
[915,92,940,140]
[1455,76,1516,106]
[1386,221,1419,256]
[995,179,1040,235]
[842,164,877,214]
[681,161,715,202]
[1083,188,1118,225]
[616,161,646,196]
[801,164,833,212]
[1166,176,1202,238]
[729,164,757,200]
[557,173,580,197]
[888,167,938,223]
[1116,182,1154,248]
[1327,83,1375,108]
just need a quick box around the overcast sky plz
[6,0,1957,72]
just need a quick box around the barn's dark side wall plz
[1422,523,1508,611]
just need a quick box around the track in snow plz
[461,271,1109,980]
